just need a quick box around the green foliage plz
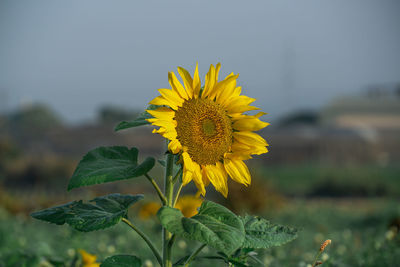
[4,198,400,267]
[31,194,143,232]
[7,103,63,131]
[101,255,141,267]
[1,252,40,267]
[158,201,245,255]
[68,146,155,190]
[258,164,400,197]
[240,215,298,249]
[114,104,159,131]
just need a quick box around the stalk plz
[163,152,175,267]
[183,244,206,267]
[145,173,167,205]
[173,182,183,208]
[122,218,162,266]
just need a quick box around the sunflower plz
[79,249,100,267]
[147,63,269,197]
[138,201,161,220]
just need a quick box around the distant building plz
[263,85,400,166]
[320,85,400,130]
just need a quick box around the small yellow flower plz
[79,249,100,267]
[175,195,203,218]
[139,202,162,220]
[148,63,269,197]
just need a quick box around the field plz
[1,164,399,267]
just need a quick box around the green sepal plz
[158,201,245,255]
[31,194,143,232]
[68,146,155,190]
[101,255,141,267]
[114,104,159,131]
[240,215,298,249]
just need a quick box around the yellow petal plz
[225,95,259,113]
[233,116,269,131]
[233,131,268,147]
[207,63,224,100]
[204,163,228,198]
[232,86,242,97]
[225,152,253,160]
[152,128,164,134]
[182,152,195,185]
[148,118,177,140]
[215,62,221,81]
[202,64,216,98]
[214,74,238,103]
[169,72,188,100]
[149,96,178,110]
[232,132,269,156]
[147,107,175,120]
[254,112,267,118]
[231,141,251,151]
[230,144,268,157]
[223,158,251,186]
[157,128,178,140]
[192,62,201,98]
[177,66,193,98]
[192,163,206,196]
[148,118,177,128]
[175,195,203,218]
[158,88,184,108]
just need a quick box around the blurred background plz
[0,1,399,266]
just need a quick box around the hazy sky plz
[1,0,399,123]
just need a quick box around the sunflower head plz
[138,201,162,220]
[79,249,100,267]
[148,63,269,197]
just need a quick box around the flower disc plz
[175,98,232,166]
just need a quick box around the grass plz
[1,163,399,266]
[1,197,399,267]
[254,163,400,197]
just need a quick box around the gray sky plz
[1,0,399,123]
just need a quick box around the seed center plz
[174,98,232,165]
[202,118,216,137]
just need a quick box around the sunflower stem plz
[163,152,175,267]
[122,218,162,266]
[171,166,183,184]
[183,244,206,267]
[173,182,183,208]
[145,173,167,205]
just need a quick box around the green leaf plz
[31,194,143,232]
[240,215,298,249]
[101,255,141,267]
[114,104,159,131]
[158,201,245,255]
[68,146,155,190]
